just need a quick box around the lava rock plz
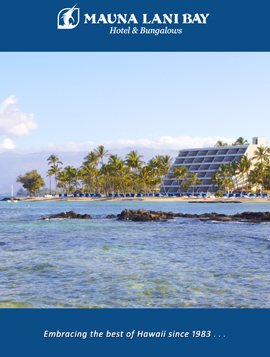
[43,211,92,219]
[197,211,270,223]
[1,197,20,201]
[116,209,270,223]
[182,213,199,218]
[42,209,270,224]
[117,209,176,222]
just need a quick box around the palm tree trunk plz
[162,176,166,194]
[55,175,57,195]
[96,175,100,194]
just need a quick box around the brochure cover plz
[0,1,269,356]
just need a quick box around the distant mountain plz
[0,148,179,194]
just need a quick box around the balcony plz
[207,150,218,155]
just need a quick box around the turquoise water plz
[0,199,270,308]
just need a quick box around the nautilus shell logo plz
[57,4,80,29]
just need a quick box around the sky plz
[0,52,269,154]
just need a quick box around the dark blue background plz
[0,309,269,356]
[0,0,269,51]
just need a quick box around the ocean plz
[0,199,270,308]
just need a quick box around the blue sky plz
[0,52,269,153]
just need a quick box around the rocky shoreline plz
[42,211,92,219]
[43,209,270,223]
[116,209,270,223]
[1,197,21,201]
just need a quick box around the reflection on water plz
[0,200,270,308]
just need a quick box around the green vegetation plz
[189,173,202,196]
[171,166,189,194]
[211,146,270,194]
[16,170,45,197]
[47,154,63,195]
[214,137,249,147]
[215,190,223,198]
[16,140,270,196]
[43,150,173,195]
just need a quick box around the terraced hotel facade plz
[162,137,267,194]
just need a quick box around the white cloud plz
[53,135,235,151]
[6,135,236,154]
[0,95,37,138]
[0,138,15,149]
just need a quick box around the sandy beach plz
[14,196,270,204]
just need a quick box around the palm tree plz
[160,155,173,193]
[151,177,162,193]
[240,155,252,193]
[126,151,144,193]
[148,158,157,169]
[46,170,54,195]
[154,155,163,173]
[222,177,235,194]
[264,165,270,191]
[116,160,128,193]
[226,160,239,190]
[211,172,223,191]
[254,162,266,193]
[99,164,110,196]
[233,137,248,146]
[57,170,69,194]
[252,146,270,193]
[47,154,63,167]
[228,160,238,176]
[181,179,191,193]
[214,140,225,147]
[107,158,127,194]
[107,155,123,193]
[139,167,150,193]
[94,145,110,165]
[64,166,76,192]
[145,165,155,193]
[126,150,144,172]
[189,172,202,195]
[49,165,61,195]
[252,146,270,164]
[218,163,230,178]
[236,159,246,194]
[108,154,121,166]
[76,168,84,192]
[81,162,95,193]
[71,168,82,191]
[171,166,189,195]
[83,151,99,168]
[47,154,63,195]
[248,168,261,193]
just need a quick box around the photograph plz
[1,52,269,309]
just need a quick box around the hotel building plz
[162,137,267,194]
